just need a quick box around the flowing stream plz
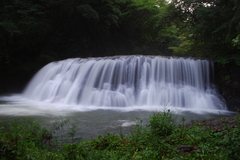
[0,55,233,139]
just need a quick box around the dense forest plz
[0,0,240,109]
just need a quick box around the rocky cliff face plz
[214,62,240,111]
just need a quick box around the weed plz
[67,123,82,143]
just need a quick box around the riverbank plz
[186,113,239,129]
[0,110,239,159]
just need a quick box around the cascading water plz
[23,55,226,110]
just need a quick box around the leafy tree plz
[170,0,240,65]
[119,0,181,54]
[0,0,187,92]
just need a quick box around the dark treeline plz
[0,0,240,102]
[0,0,180,92]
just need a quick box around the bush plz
[0,118,62,159]
[217,115,240,160]
[148,109,176,136]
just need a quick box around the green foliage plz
[0,21,21,36]
[169,35,194,56]
[148,109,175,136]
[171,0,240,65]
[60,143,87,160]
[122,0,180,54]
[67,124,82,143]
[224,75,231,84]
[88,133,122,150]
[0,111,240,159]
[0,118,63,159]
[1,0,240,92]
[217,115,240,159]
[76,4,99,21]
[232,34,240,49]
[0,0,187,91]
[51,117,70,133]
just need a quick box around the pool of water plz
[0,103,233,139]
[0,95,234,140]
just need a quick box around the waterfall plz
[23,55,226,110]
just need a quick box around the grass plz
[0,110,239,160]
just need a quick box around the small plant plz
[224,75,231,84]
[68,123,82,143]
[148,109,176,137]
[51,117,70,134]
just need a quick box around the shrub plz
[0,118,61,159]
[148,109,176,137]
[88,133,122,150]
[217,115,240,160]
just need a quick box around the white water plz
[0,55,232,139]
[16,55,225,111]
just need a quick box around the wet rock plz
[185,115,240,132]
[176,145,201,154]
